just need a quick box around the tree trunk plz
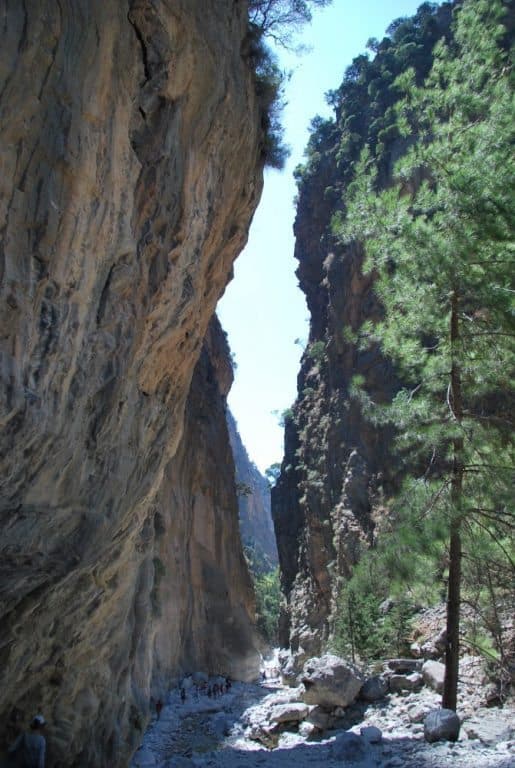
[442,288,463,711]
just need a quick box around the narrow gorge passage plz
[1,2,513,767]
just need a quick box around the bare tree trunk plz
[443,289,463,711]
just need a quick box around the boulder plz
[301,654,363,709]
[269,703,310,724]
[330,732,366,761]
[360,725,382,744]
[388,672,423,693]
[422,660,445,694]
[280,649,307,687]
[360,675,388,702]
[424,708,461,743]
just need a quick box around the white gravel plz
[130,666,514,768]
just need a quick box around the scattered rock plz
[424,708,461,743]
[301,654,363,708]
[422,660,445,694]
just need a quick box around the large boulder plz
[330,731,367,761]
[301,654,363,709]
[424,708,461,743]
[422,660,445,694]
[269,703,310,724]
[360,725,382,744]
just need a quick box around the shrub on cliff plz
[247,1,332,168]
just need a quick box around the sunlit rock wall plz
[0,1,263,765]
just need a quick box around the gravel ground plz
[130,667,514,768]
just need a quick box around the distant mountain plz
[227,410,278,572]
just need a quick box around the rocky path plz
[131,664,514,768]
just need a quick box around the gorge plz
[1,1,513,766]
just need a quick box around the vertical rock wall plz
[0,1,263,765]
[227,410,278,569]
[271,2,455,656]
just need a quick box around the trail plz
[130,658,514,768]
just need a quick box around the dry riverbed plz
[131,664,514,768]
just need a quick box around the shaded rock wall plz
[0,1,263,766]
[227,410,278,570]
[272,2,456,656]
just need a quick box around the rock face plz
[227,410,278,570]
[271,3,454,655]
[0,2,264,766]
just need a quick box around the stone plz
[306,705,334,730]
[298,721,317,738]
[385,659,423,674]
[360,725,382,743]
[422,660,445,694]
[424,708,461,743]
[269,703,310,724]
[388,672,424,693]
[330,731,366,761]
[360,675,389,702]
[301,654,363,709]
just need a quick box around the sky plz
[218,0,427,474]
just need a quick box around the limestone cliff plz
[0,1,264,766]
[272,3,455,654]
[227,410,278,571]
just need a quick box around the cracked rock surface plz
[0,2,263,766]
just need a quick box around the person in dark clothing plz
[155,699,163,720]
[8,715,46,768]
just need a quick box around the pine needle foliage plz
[335,0,514,709]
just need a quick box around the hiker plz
[155,699,163,720]
[180,687,186,704]
[8,714,46,768]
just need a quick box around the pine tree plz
[337,0,514,710]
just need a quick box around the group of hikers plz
[178,676,232,706]
[153,675,233,717]
[4,676,234,766]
